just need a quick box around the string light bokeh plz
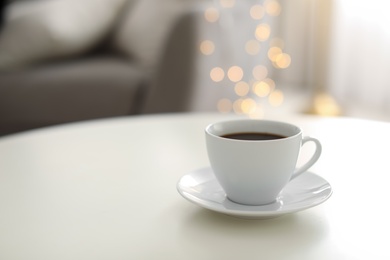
[200,0,291,118]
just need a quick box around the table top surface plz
[0,113,389,260]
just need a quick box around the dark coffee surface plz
[221,132,286,141]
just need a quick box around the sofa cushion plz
[113,0,190,69]
[0,0,128,70]
[0,56,149,135]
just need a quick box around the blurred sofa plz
[0,0,207,136]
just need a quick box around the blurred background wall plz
[276,0,390,121]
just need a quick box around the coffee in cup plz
[205,119,322,206]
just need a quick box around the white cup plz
[205,119,322,206]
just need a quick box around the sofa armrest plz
[140,7,201,114]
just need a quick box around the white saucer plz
[177,167,332,219]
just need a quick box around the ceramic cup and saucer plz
[177,119,332,219]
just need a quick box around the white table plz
[0,113,389,259]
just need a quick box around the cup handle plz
[290,136,322,180]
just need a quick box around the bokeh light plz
[204,0,289,115]
[245,40,261,55]
[210,67,225,82]
[268,46,283,61]
[253,81,271,97]
[200,40,215,55]
[268,90,284,106]
[234,81,250,96]
[227,66,244,82]
[313,93,342,116]
[273,53,291,69]
[217,98,232,113]
[265,0,281,16]
[220,0,235,8]
[204,7,219,23]
[250,4,265,20]
[264,78,276,90]
[252,65,268,80]
[241,98,257,114]
[255,23,271,41]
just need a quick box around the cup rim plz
[205,119,302,142]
